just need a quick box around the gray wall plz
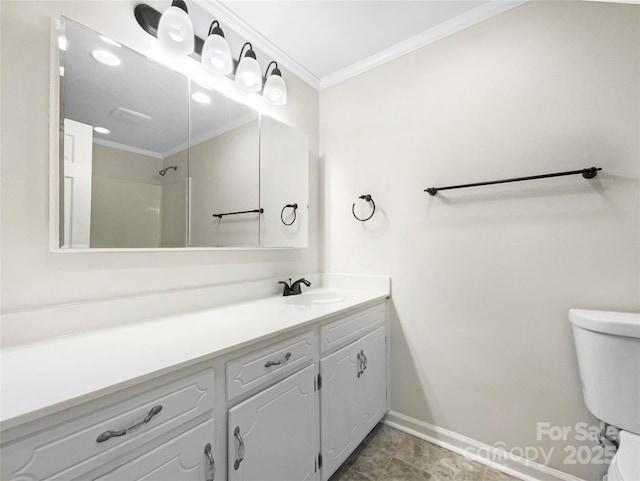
[319,2,639,480]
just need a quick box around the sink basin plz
[285,292,346,306]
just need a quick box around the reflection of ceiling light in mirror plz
[100,35,122,47]
[58,35,67,51]
[191,92,211,104]
[91,49,121,66]
[59,67,65,77]
[94,127,110,134]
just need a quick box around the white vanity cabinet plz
[319,325,387,480]
[228,365,319,481]
[1,294,389,481]
[0,368,216,481]
[96,419,215,481]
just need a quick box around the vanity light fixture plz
[91,49,121,66]
[201,20,232,75]
[263,61,287,106]
[94,127,110,134]
[134,4,287,107]
[235,42,262,92]
[191,91,211,104]
[157,0,194,55]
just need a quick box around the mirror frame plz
[49,17,308,252]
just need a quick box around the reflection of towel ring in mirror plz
[352,194,375,222]
[281,203,298,226]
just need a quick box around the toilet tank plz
[569,309,640,434]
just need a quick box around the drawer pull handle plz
[357,352,363,378]
[205,442,216,481]
[361,350,368,372]
[95,405,163,443]
[234,426,245,470]
[264,352,292,368]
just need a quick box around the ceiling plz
[200,0,526,89]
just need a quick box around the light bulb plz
[235,54,261,92]
[211,58,225,69]
[263,63,287,106]
[269,91,281,102]
[243,73,257,87]
[201,22,232,75]
[157,2,194,56]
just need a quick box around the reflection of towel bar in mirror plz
[213,209,264,219]
[281,204,298,226]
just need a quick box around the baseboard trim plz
[383,411,586,481]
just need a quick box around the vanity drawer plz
[96,419,214,481]
[320,303,385,354]
[226,331,314,400]
[1,368,214,481]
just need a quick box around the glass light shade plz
[263,74,287,105]
[201,34,232,75]
[235,55,262,92]
[157,6,194,55]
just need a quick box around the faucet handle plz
[278,279,293,296]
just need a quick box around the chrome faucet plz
[279,278,311,296]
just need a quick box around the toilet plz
[569,309,640,481]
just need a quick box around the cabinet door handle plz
[96,405,163,443]
[361,350,368,372]
[233,426,245,470]
[264,351,292,368]
[357,352,363,378]
[205,442,216,481]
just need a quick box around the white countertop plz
[0,287,387,431]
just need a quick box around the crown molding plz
[197,1,527,92]
[196,0,321,89]
[320,0,527,90]
[93,138,164,159]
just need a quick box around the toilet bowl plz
[607,432,640,481]
[569,309,640,481]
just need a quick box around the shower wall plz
[160,150,188,247]
[189,121,260,248]
[90,143,163,248]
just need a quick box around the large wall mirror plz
[57,18,308,250]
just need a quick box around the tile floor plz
[329,424,520,481]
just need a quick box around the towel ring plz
[352,194,375,222]
[280,203,298,226]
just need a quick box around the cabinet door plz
[97,419,215,481]
[228,365,318,481]
[358,326,387,433]
[319,340,362,479]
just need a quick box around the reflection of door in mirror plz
[63,119,93,248]
[188,82,260,247]
[259,117,309,248]
[60,18,189,249]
